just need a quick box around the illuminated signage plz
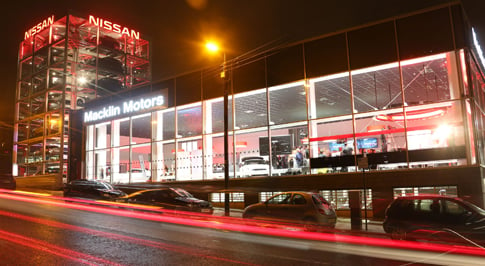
[24,15,54,40]
[472,28,485,69]
[84,95,165,123]
[88,15,140,40]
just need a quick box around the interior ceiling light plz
[374,107,448,122]
[235,141,247,148]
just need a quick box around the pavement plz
[212,207,384,233]
[14,188,385,234]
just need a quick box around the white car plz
[239,156,270,177]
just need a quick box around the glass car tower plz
[13,13,150,187]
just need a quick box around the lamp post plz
[206,42,231,216]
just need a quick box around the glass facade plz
[13,14,151,180]
[85,48,472,184]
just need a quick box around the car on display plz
[116,188,214,214]
[89,77,125,95]
[0,173,16,190]
[383,195,485,245]
[113,168,151,184]
[242,191,337,229]
[238,156,270,177]
[86,57,125,76]
[63,179,127,200]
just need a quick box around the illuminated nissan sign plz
[24,15,55,40]
[84,94,165,123]
[88,15,140,40]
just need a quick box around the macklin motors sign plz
[84,94,166,123]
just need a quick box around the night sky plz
[0,0,484,135]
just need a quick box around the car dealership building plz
[13,2,485,218]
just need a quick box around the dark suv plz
[0,173,16,190]
[64,179,126,200]
[383,195,485,245]
[116,188,213,214]
[0,154,16,190]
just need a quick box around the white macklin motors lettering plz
[84,95,164,123]
[84,106,121,123]
[123,96,164,113]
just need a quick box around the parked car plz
[63,179,127,200]
[0,154,16,190]
[383,195,485,245]
[116,188,213,214]
[0,173,16,190]
[242,191,337,229]
[239,156,270,177]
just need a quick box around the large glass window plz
[351,63,402,112]
[31,94,46,115]
[153,108,175,141]
[177,104,202,138]
[29,117,44,139]
[114,118,130,147]
[131,144,151,182]
[18,81,31,100]
[132,114,151,144]
[235,128,268,178]
[393,186,457,198]
[404,100,466,167]
[320,189,372,210]
[112,146,129,184]
[234,89,267,130]
[152,141,175,182]
[95,149,110,181]
[28,142,43,164]
[95,122,111,149]
[32,71,47,94]
[176,138,203,181]
[207,97,233,134]
[269,82,307,125]
[203,134,225,180]
[20,57,33,81]
[269,123,308,176]
[310,117,356,173]
[310,73,351,119]
[402,53,458,106]
[353,110,407,170]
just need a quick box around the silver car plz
[242,192,337,229]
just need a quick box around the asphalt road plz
[0,190,484,265]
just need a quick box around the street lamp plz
[206,42,230,216]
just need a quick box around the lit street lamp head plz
[205,41,226,78]
[205,42,219,53]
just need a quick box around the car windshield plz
[458,198,485,215]
[171,188,193,198]
[96,182,114,190]
[245,160,265,165]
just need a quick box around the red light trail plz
[0,228,122,266]
[1,191,485,259]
